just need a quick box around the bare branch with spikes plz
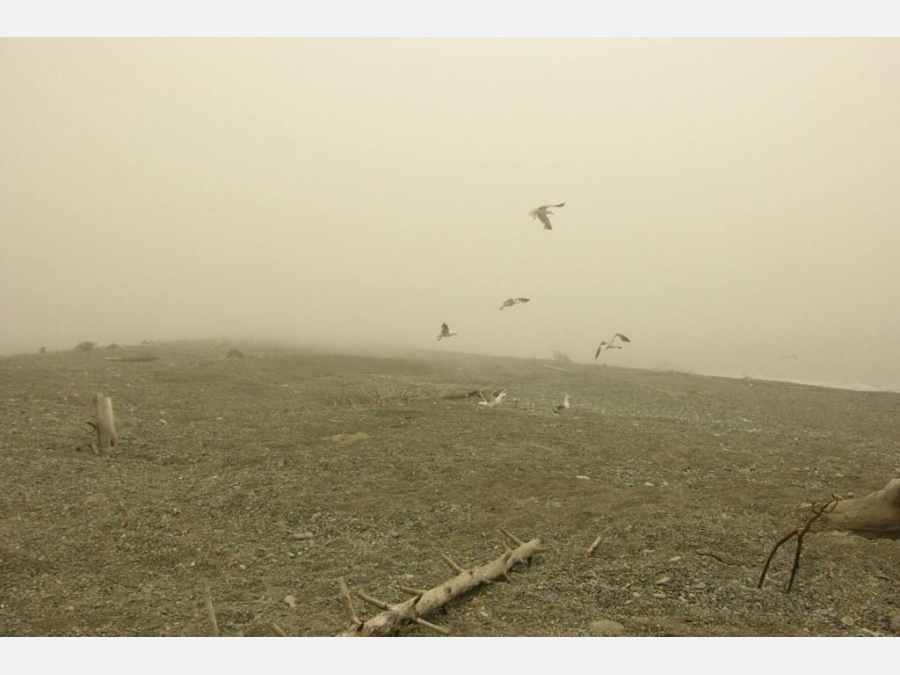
[336,532,546,636]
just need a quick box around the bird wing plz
[615,333,631,343]
[499,298,513,309]
[594,344,604,359]
[441,323,450,335]
[532,211,553,230]
[516,297,530,303]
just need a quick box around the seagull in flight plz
[780,353,799,360]
[530,202,565,230]
[595,333,631,359]
[499,297,530,310]
[477,388,507,408]
[553,394,570,414]
[437,323,458,341]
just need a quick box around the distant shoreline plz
[3,337,899,397]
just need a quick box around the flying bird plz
[477,388,507,408]
[437,323,458,341]
[530,202,565,230]
[499,297,530,310]
[780,354,799,360]
[553,394,570,414]
[595,333,631,359]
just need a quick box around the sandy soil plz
[1,339,898,637]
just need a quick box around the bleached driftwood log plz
[824,478,900,537]
[104,355,159,362]
[91,392,118,456]
[337,530,546,637]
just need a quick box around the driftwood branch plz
[758,496,840,593]
[91,392,118,456]
[585,535,603,557]
[338,577,362,630]
[823,478,900,537]
[337,532,546,637]
[397,583,428,596]
[203,581,219,636]
[104,355,159,362]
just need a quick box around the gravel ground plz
[1,339,898,637]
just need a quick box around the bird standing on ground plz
[437,323,458,341]
[499,297,530,310]
[553,394,570,414]
[477,388,507,408]
[530,202,565,230]
[595,333,631,359]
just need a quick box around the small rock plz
[590,619,625,636]
[84,493,108,507]
[655,576,672,585]
[284,595,296,609]
[575,475,590,480]
[840,616,855,627]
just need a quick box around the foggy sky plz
[2,39,898,389]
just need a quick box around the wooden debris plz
[758,495,841,593]
[824,478,900,537]
[104,356,159,362]
[203,581,219,636]
[91,392,118,456]
[336,531,546,637]
[338,577,362,631]
[585,535,603,557]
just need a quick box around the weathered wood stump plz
[91,392,118,456]
[825,478,900,537]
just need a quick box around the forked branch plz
[758,495,841,593]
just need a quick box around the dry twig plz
[203,581,219,636]
[338,577,362,630]
[758,495,841,593]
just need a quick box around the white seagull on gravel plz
[437,323,458,341]
[530,202,565,230]
[499,297,530,310]
[595,333,631,359]
[477,388,507,408]
[553,394,570,414]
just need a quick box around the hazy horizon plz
[2,39,898,390]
